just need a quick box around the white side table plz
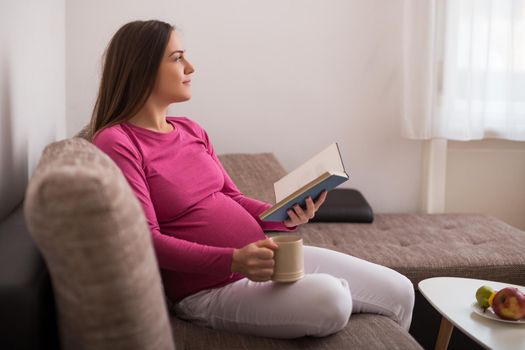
[418,277,525,350]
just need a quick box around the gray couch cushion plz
[24,138,174,350]
[170,313,423,350]
[300,214,525,288]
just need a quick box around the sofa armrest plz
[24,138,174,350]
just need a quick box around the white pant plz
[173,246,415,339]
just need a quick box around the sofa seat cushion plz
[298,213,525,287]
[169,312,423,350]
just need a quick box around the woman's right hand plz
[231,239,278,282]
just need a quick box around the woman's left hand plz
[284,190,328,228]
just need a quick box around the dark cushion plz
[310,188,374,223]
[0,204,59,350]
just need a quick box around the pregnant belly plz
[160,192,267,249]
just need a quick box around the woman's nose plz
[184,60,195,75]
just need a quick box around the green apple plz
[476,285,495,309]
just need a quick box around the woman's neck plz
[128,101,172,132]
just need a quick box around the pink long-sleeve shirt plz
[93,116,293,301]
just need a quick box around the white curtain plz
[402,0,525,141]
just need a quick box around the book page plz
[274,143,346,203]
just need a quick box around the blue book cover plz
[260,173,348,221]
[260,143,349,222]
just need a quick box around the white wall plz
[66,0,423,213]
[0,0,65,219]
[446,140,525,230]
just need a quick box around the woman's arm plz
[93,129,234,276]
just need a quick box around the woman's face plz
[152,30,195,104]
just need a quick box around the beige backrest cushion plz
[218,153,286,204]
[24,138,174,350]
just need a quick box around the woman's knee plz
[388,272,415,330]
[392,273,415,309]
[302,274,352,335]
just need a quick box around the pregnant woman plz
[90,19,414,338]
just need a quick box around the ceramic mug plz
[270,235,304,282]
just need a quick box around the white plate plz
[471,302,525,324]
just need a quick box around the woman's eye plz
[174,56,183,62]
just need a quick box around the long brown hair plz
[88,20,174,140]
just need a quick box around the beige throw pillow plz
[24,137,174,350]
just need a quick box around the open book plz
[260,143,349,222]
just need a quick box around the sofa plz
[2,136,525,349]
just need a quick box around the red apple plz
[491,287,525,321]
